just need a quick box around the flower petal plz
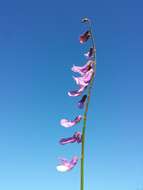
[56,165,69,172]
[59,132,82,145]
[60,115,82,128]
[80,31,91,44]
[73,132,82,143]
[73,76,89,87]
[83,68,94,83]
[68,85,86,97]
[70,156,78,165]
[59,137,77,145]
[69,67,94,97]
[56,156,78,172]
[73,68,94,86]
[71,60,95,76]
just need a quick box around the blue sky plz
[0,0,143,190]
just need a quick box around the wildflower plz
[57,18,96,186]
[78,95,87,109]
[59,132,82,145]
[80,31,91,44]
[60,115,82,128]
[71,60,95,76]
[73,68,94,86]
[68,67,93,97]
[84,47,95,59]
[68,85,86,97]
[56,156,78,172]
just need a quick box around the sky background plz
[0,0,143,190]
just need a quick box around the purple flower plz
[60,115,82,128]
[71,60,95,76]
[73,68,94,86]
[80,31,91,44]
[68,68,94,97]
[84,47,95,59]
[68,85,86,97]
[78,95,87,109]
[56,156,78,172]
[59,131,82,145]
[73,132,82,143]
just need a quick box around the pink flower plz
[73,68,94,86]
[68,85,86,97]
[84,47,95,59]
[56,156,78,172]
[72,77,88,88]
[68,69,94,97]
[71,60,95,76]
[59,132,82,145]
[80,31,91,44]
[60,115,82,128]
[68,69,93,97]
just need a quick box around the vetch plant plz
[56,18,96,190]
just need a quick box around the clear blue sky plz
[0,0,143,190]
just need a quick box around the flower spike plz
[56,156,78,172]
[80,31,91,44]
[59,132,82,145]
[57,18,96,190]
[60,115,82,128]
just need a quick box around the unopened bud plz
[81,17,89,23]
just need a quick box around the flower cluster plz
[56,18,96,172]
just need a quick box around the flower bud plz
[81,17,89,23]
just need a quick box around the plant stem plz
[80,19,96,190]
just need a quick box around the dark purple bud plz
[73,132,82,143]
[78,95,87,109]
[89,47,94,57]
[59,131,82,145]
[84,47,96,59]
[80,31,91,44]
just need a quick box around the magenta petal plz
[56,156,78,172]
[73,132,82,143]
[59,131,82,145]
[59,158,69,165]
[70,156,78,165]
[60,115,82,128]
[59,137,77,145]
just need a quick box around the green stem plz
[80,19,96,190]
